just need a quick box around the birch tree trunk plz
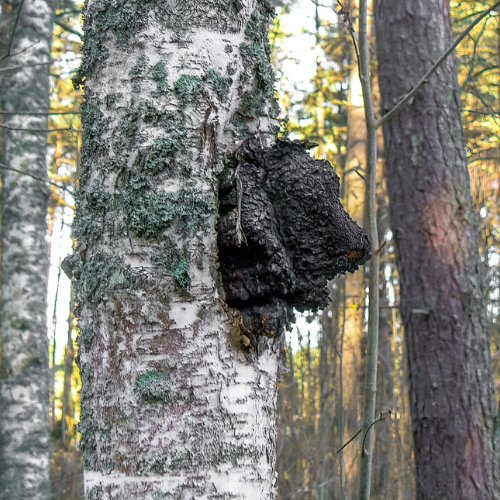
[72,1,371,496]
[375,1,498,498]
[0,0,54,497]
[73,1,281,497]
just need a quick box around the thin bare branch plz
[377,1,500,127]
[0,123,80,132]
[336,428,362,454]
[0,60,52,72]
[335,410,392,456]
[0,162,73,193]
[0,110,79,116]
[361,409,392,455]
[0,55,81,73]
[0,0,25,61]
[0,38,41,62]
[55,19,83,38]
[310,1,361,72]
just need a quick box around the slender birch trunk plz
[375,1,498,497]
[358,0,380,497]
[73,1,281,497]
[0,0,55,497]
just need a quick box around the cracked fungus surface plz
[218,139,371,346]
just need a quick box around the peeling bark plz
[0,0,54,498]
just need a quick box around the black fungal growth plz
[217,139,371,350]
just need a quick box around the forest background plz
[0,0,498,498]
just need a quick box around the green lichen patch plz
[79,326,95,348]
[121,104,144,138]
[153,243,191,290]
[239,42,275,98]
[241,91,265,117]
[86,190,112,212]
[134,370,172,403]
[81,101,107,139]
[125,172,149,193]
[73,187,112,241]
[229,113,248,139]
[143,106,184,133]
[79,252,137,305]
[205,69,231,101]
[80,98,110,173]
[152,61,169,93]
[174,74,203,106]
[74,1,152,87]
[169,450,191,470]
[143,134,183,175]
[125,190,213,240]
[173,258,191,289]
[73,35,109,89]
[153,245,178,271]
[72,211,103,242]
[143,102,163,125]
[240,4,276,98]
[245,10,266,40]
[129,53,148,79]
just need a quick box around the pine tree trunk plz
[375,1,498,498]
[73,1,281,497]
[0,0,54,497]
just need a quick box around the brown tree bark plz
[375,1,498,498]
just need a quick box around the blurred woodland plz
[0,0,498,498]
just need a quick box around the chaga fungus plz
[217,139,370,351]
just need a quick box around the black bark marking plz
[217,139,370,348]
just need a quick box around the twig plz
[377,1,500,127]
[335,1,361,72]
[361,409,392,455]
[0,110,79,116]
[0,39,41,62]
[0,60,52,72]
[336,409,392,455]
[55,19,83,38]
[372,239,388,256]
[0,123,80,132]
[0,56,81,73]
[0,163,73,193]
[0,0,25,61]
[311,0,361,72]
[336,428,362,454]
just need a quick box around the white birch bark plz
[0,0,54,497]
[73,1,280,497]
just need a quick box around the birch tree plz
[0,0,55,497]
[375,1,498,497]
[71,0,369,497]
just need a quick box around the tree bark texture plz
[375,1,498,498]
[72,1,370,497]
[0,0,54,498]
[72,1,281,497]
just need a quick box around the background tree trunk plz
[375,1,498,497]
[0,0,54,497]
[73,0,281,497]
